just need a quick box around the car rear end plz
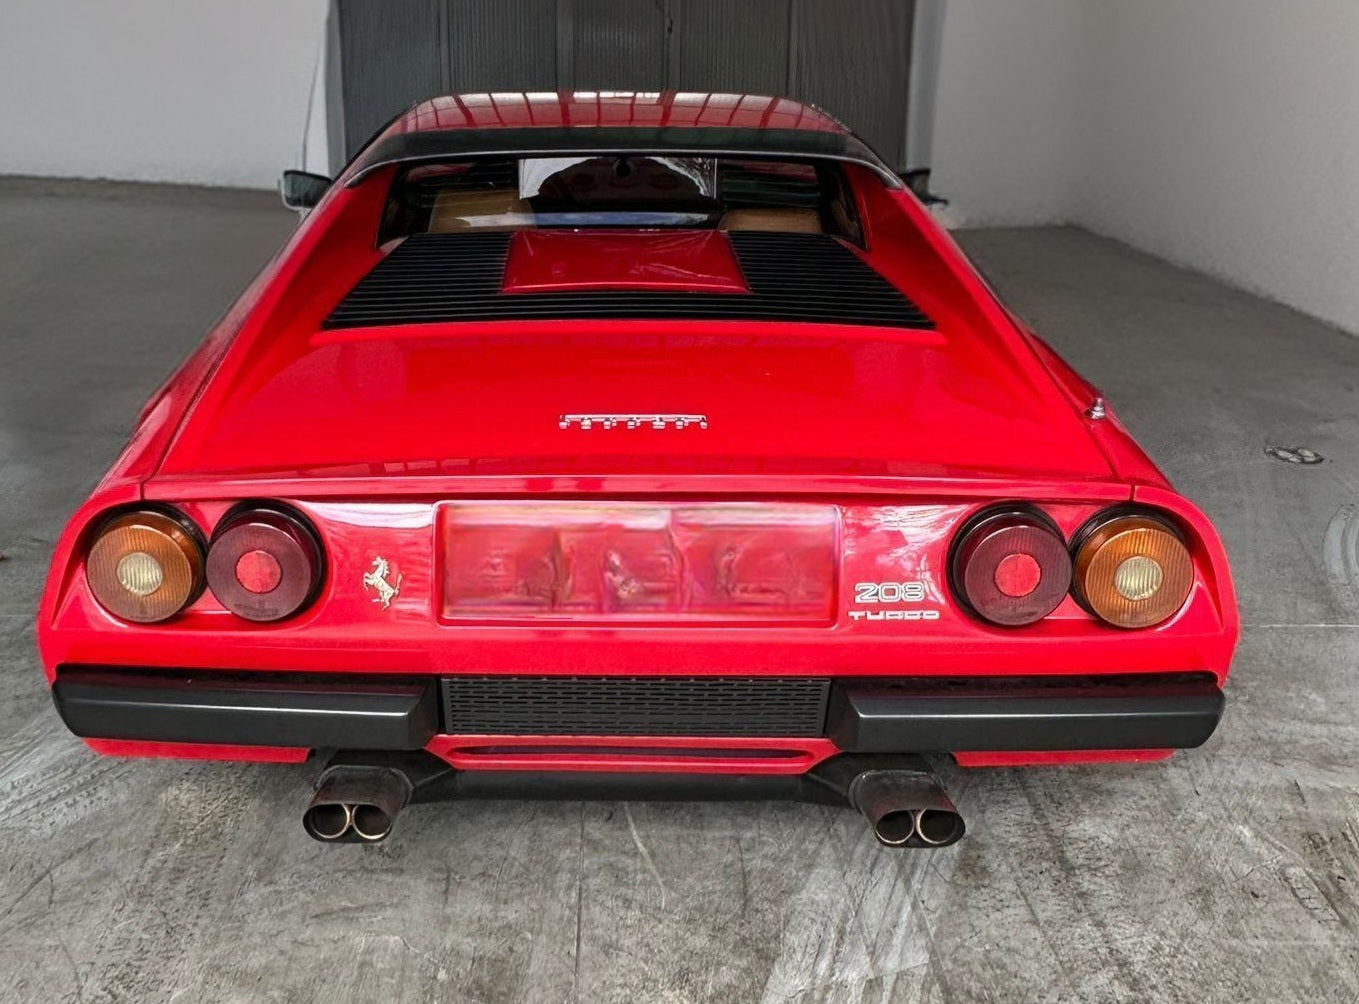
[43,482,1236,846]
[37,94,1238,846]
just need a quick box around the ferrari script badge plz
[559,413,708,430]
[363,556,402,610]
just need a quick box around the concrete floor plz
[0,178,1356,1003]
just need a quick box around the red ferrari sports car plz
[39,92,1238,848]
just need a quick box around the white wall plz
[932,0,1359,335]
[1075,0,1359,336]
[0,0,327,189]
[930,0,1090,227]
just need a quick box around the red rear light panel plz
[440,502,838,624]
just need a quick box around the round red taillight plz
[950,508,1072,627]
[206,505,324,622]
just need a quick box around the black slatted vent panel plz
[441,675,831,737]
[324,231,932,330]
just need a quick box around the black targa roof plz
[344,126,904,189]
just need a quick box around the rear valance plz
[345,126,904,189]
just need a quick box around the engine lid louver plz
[324,231,933,330]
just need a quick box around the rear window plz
[379,155,862,245]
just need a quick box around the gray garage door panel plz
[669,0,790,97]
[792,0,912,165]
[338,0,445,149]
[568,0,669,91]
[332,0,918,169]
[445,0,559,94]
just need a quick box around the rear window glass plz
[379,156,861,245]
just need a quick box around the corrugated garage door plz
[327,0,915,171]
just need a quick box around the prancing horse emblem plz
[362,556,402,610]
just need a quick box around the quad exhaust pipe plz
[303,765,412,844]
[300,752,964,849]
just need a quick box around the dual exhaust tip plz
[302,800,398,843]
[869,806,966,848]
[302,766,411,844]
[850,769,966,849]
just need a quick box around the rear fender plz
[1134,484,1240,659]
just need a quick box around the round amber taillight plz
[1073,512,1194,629]
[206,505,324,622]
[950,508,1072,627]
[86,510,205,623]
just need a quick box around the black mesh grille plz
[324,231,932,330]
[441,675,830,737]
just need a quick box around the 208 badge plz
[849,580,942,623]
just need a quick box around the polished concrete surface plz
[0,178,1355,1003]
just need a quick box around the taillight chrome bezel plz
[85,506,207,624]
[1069,506,1195,629]
[947,504,1073,628]
[206,502,326,623]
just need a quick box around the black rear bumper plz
[52,667,1223,755]
[53,669,439,750]
[826,676,1224,752]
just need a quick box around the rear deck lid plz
[156,323,1112,484]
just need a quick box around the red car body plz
[38,93,1237,845]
